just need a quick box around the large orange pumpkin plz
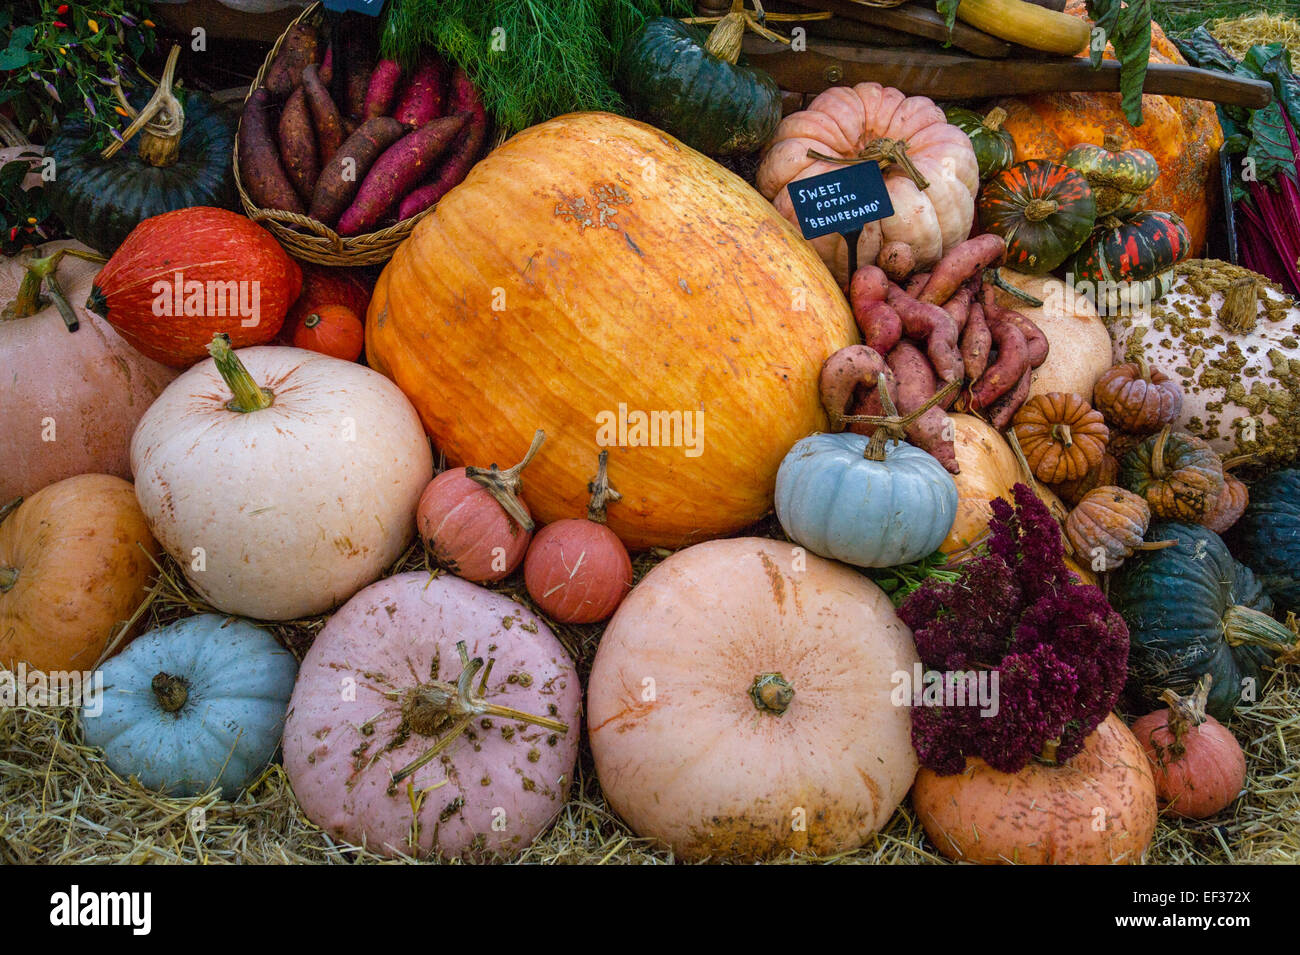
[367,112,856,550]
[997,0,1223,253]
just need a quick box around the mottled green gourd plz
[978,160,1096,274]
[1062,134,1161,217]
[945,106,1015,181]
[45,49,236,255]
[1226,469,1300,618]
[1068,210,1191,287]
[618,6,782,157]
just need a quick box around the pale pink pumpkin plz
[417,431,544,583]
[588,537,921,861]
[283,572,581,860]
[524,450,632,624]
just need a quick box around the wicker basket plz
[233,2,469,266]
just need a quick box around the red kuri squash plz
[88,207,302,368]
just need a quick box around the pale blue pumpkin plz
[774,433,958,568]
[82,614,298,798]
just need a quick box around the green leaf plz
[1113,0,1151,126]
[0,47,34,70]
[937,0,960,37]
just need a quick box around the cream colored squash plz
[588,537,919,861]
[130,341,431,620]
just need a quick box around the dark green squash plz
[618,10,781,157]
[944,106,1015,181]
[977,159,1096,274]
[1067,211,1191,287]
[1062,134,1161,218]
[45,49,235,255]
[1111,521,1297,720]
[1226,468,1300,617]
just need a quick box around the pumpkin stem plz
[102,45,184,166]
[1051,423,1074,448]
[585,449,622,524]
[151,672,189,713]
[685,0,829,55]
[1023,198,1059,223]
[0,497,20,526]
[749,672,794,716]
[807,137,931,190]
[1101,133,1124,152]
[0,565,17,592]
[464,429,547,533]
[1135,354,1152,383]
[1,247,101,330]
[1134,537,1179,551]
[982,268,1044,307]
[1220,453,1257,472]
[1159,676,1210,760]
[304,313,322,330]
[1037,737,1062,764]
[982,107,1007,132]
[1149,425,1171,481]
[390,640,570,786]
[1223,605,1300,663]
[1220,277,1259,334]
[207,333,274,413]
[846,375,959,461]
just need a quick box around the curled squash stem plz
[3,247,103,328]
[1051,423,1073,448]
[1157,675,1211,761]
[841,375,959,461]
[464,429,546,532]
[685,0,830,62]
[102,45,184,166]
[389,641,570,786]
[207,333,274,413]
[982,268,1044,307]
[1149,426,1172,481]
[807,136,931,191]
[0,565,17,592]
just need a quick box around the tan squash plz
[912,713,1157,864]
[0,242,177,500]
[0,474,159,672]
[991,269,1112,401]
[589,537,920,861]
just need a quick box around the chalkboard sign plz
[320,0,385,15]
[787,161,894,279]
[787,161,894,241]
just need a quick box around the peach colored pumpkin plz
[990,269,1112,402]
[757,83,979,286]
[0,242,177,500]
[283,572,581,860]
[130,341,431,620]
[0,474,159,672]
[588,537,920,861]
[366,112,856,551]
[912,713,1157,864]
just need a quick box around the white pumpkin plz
[991,269,1113,401]
[130,340,432,620]
[1106,261,1300,465]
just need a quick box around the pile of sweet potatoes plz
[820,234,1049,474]
[238,20,489,236]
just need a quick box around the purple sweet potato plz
[918,234,1006,305]
[320,43,333,86]
[337,113,468,235]
[265,23,320,99]
[278,86,319,200]
[308,116,406,226]
[239,88,304,213]
[857,301,902,356]
[960,301,992,383]
[363,60,403,120]
[301,64,344,166]
[394,56,446,127]
[395,72,488,220]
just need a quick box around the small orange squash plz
[1064,485,1157,572]
[1012,392,1109,484]
[912,713,1157,864]
[1093,359,1183,435]
[1201,470,1249,535]
[367,112,855,550]
[0,474,159,672]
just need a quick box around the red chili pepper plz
[53,20,67,27]
[9,227,19,242]
[56,3,68,12]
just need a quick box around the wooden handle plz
[742,38,1275,108]
[780,0,1012,58]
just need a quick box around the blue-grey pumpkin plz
[82,614,297,798]
[774,432,958,568]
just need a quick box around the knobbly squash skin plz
[0,242,178,500]
[283,572,581,861]
[997,0,1223,254]
[367,112,855,550]
[912,713,1157,864]
[0,474,159,672]
[589,538,920,862]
